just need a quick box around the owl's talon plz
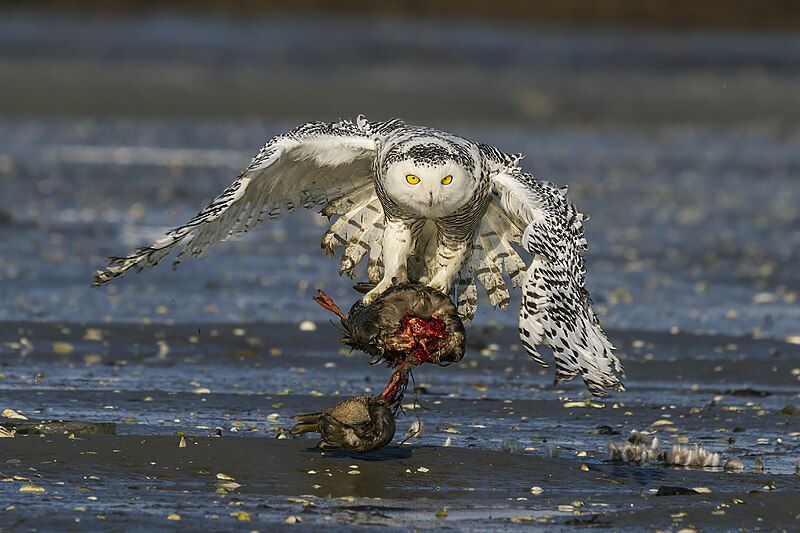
[363,283,388,305]
[426,279,449,294]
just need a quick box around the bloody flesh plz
[313,289,450,407]
[379,313,448,405]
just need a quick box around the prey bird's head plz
[383,141,475,218]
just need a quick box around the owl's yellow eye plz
[406,174,420,185]
[441,175,453,185]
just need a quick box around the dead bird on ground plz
[315,282,466,407]
[290,396,395,452]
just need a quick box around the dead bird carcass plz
[290,396,395,452]
[316,282,466,406]
[289,283,465,452]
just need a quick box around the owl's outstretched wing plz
[477,165,624,396]
[93,118,391,285]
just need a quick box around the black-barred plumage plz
[94,116,624,396]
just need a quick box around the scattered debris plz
[724,458,744,472]
[563,400,604,409]
[501,438,521,454]
[752,457,765,472]
[405,419,423,440]
[609,431,660,464]
[546,443,559,458]
[299,320,317,332]
[663,445,720,468]
[52,342,74,354]
[2,409,27,420]
[19,484,46,494]
[83,328,104,341]
[609,431,720,467]
[780,405,799,416]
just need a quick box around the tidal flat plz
[1,9,800,530]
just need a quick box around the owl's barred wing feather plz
[93,118,384,286]
[490,171,624,396]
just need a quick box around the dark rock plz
[655,486,699,496]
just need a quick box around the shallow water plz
[1,10,799,530]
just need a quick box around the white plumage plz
[94,116,624,396]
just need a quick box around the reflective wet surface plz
[1,10,799,530]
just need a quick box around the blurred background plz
[1,0,797,338]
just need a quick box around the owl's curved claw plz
[363,279,391,305]
[426,279,449,294]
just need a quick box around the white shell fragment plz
[2,409,28,420]
[405,420,423,439]
[299,320,317,331]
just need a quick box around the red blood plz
[380,314,449,404]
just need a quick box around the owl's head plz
[383,143,476,218]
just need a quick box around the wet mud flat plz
[2,434,799,530]
[2,321,799,529]
[1,9,799,530]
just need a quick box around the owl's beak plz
[428,191,434,207]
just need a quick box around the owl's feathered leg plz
[363,219,414,305]
[424,239,470,296]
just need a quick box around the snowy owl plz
[94,116,624,395]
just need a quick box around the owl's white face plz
[383,159,475,218]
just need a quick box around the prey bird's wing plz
[94,119,380,285]
[486,159,624,396]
